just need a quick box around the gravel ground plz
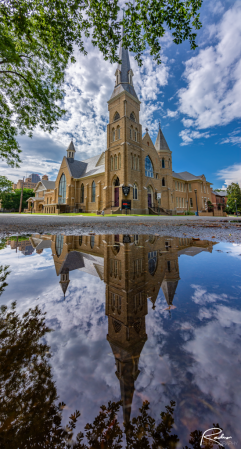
[0,214,241,243]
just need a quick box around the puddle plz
[0,234,241,447]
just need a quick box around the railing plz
[149,204,172,216]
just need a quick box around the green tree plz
[1,0,203,167]
[1,188,34,211]
[0,176,12,195]
[0,265,10,297]
[226,183,241,214]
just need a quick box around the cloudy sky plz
[3,0,241,188]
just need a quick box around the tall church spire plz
[109,27,139,102]
[155,123,171,153]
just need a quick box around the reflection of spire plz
[108,336,146,424]
[59,271,70,297]
[161,280,178,305]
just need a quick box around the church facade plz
[29,38,215,216]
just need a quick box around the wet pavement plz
[0,233,241,448]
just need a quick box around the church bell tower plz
[105,28,142,211]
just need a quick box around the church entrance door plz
[148,193,152,208]
[114,188,119,207]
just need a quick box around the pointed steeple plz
[161,280,178,305]
[109,27,139,102]
[59,272,70,297]
[155,123,171,153]
[66,140,76,160]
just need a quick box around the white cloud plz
[178,1,241,133]
[216,163,241,187]
[165,109,178,118]
[179,129,211,146]
[220,127,241,146]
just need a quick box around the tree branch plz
[0,70,33,88]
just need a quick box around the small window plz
[162,177,165,187]
[133,155,136,170]
[189,183,192,192]
[114,112,120,121]
[201,184,203,193]
[176,197,178,207]
[168,159,171,168]
[133,183,138,200]
[134,130,137,142]
[175,181,178,191]
[92,181,96,202]
[118,153,121,169]
[190,198,193,207]
[112,129,115,142]
[184,184,186,192]
[90,235,95,248]
[162,158,165,168]
[137,156,140,171]
[204,185,206,193]
[111,156,113,171]
[156,173,158,179]
[130,112,136,122]
[114,155,117,170]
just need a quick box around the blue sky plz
[3,0,241,188]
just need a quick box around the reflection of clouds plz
[190,284,228,305]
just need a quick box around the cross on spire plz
[146,127,149,133]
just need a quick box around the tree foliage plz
[226,183,241,214]
[0,188,34,211]
[0,176,12,195]
[1,0,203,166]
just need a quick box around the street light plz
[194,189,199,216]
[235,199,238,217]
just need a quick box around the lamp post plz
[235,199,238,217]
[194,189,199,216]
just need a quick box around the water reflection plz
[1,234,240,447]
[29,234,215,425]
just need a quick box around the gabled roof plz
[34,180,55,192]
[213,190,227,197]
[155,125,171,153]
[172,171,204,181]
[66,153,105,179]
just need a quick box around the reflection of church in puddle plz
[30,233,215,423]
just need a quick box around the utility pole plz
[19,176,25,213]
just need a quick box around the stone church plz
[29,36,213,215]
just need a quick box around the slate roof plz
[59,251,85,273]
[155,125,170,153]
[109,28,139,102]
[172,171,204,181]
[67,141,76,152]
[213,190,227,197]
[66,153,105,179]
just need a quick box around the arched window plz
[168,158,171,168]
[112,128,115,142]
[117,126,120,139]
[80,184,84,203]
[59,173,66,204]
[56,235,64,257]
[114,154,117,170]
[130,126,133,139]
[90,235,95,248]
[111,156,113,171]
[148,251,158,276]
[145,156,154,178]
[162,177,165,186]
[118,153,121,169]
[91,181,96,202]
[134,129,137,141]
[162,158,165,168]
[47,197,49,204]
[137,156,140,170]
[133,183,138,200]
[114,112,120,121]
[133,155,136,170]
[130,112,136,122]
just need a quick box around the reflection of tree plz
[0,303,80,448]
[0,265,10,297]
